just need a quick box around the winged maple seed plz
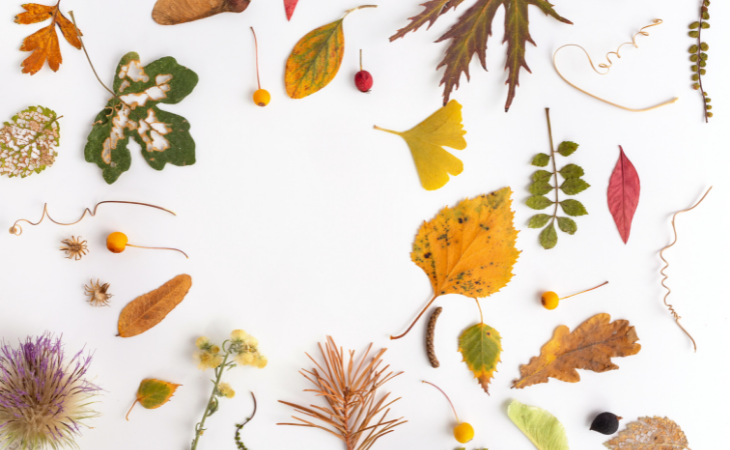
[15,2,82,75]
[391,0,572,111]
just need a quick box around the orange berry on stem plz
[106,232,128,253]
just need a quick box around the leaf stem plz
[422,381,460,424]
[126,244,189,259]
[474,298,483,324]
[68,11,116,99]
[191,348,231,450]
[234,392,257,450]
[545,108,559,223]
[250,27,262,90]
[360,49,363,72]
[391,295,437,340]
[373,125,401,136]
[343,4,378,18]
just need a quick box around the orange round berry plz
[541,291,560,310]
[253,89,270,107]
[106,232,128,253]
[453,422,474,443]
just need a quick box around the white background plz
[0,0,728,449]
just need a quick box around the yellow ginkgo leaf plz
[374,100,467,191]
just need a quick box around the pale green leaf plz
[559,199,587,216]
[528,214,551,228]
[557,217,577,235]
[557,141,578,156]
[558,163,584,179]
[532,153,550,167]
[526,195,553,210]
[532,170,553,182]
[508,400,569,450]
[529,182,553,195]
[539,223,557,249]
[560,178,590,195]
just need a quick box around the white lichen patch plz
[137,109,171,152]
[120,73,173,109]
[0,107,59,178]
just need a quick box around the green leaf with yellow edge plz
[458,322,502,394]
[126,378,181,420]
[285,5,376,99]
[375,100,466,190]
[508,400,570,450]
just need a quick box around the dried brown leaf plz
[152,0,250,25]
[117,274,192,338]
[604,416,690,450]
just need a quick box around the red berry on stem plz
[355,49,373,93]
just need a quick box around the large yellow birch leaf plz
[118,274,192,338]
[512,313,641,389]
[375,100,467,191]
[392,187,519,339]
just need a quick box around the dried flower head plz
[230,330,267,368]
[0,334,100,449]
[194,349,224,371]
[84,279,112,307]
[217,383,235,399]
[60,236,88,261]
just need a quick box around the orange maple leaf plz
[15,2,82,75]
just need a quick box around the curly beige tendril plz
[553,19,678,112]
[659,187,713,352]
[9,201,176,236]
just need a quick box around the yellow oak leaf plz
[375,100,467,191]
[512,313,641,389]
[392,187,519,339]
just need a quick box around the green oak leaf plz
[526,195,553,210]
[557,217,577,235]
[85,52,199,184]
[557,141,578,156]
[528,214,551,228]
[529,182,553,195]
[458,322,502,394]
[531,153,550,167]
[508,400,569,450]
[559,199,588,216]
[560,178,590,195]
[539,222,557,249]
[558,163,584,179]
[532,170,553,182]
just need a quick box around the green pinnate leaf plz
[85,52,199,184]
[531,153,550,167]
[0,105,60,178]
[557,141,578,156]
[127,378,181,420]
[508,400,570,450]
[558,163,584,179]
[532,170,553,182]
[557,217,577,235]
[458,322,502,394]
[529,182,553,195]
[526,195,553,210]
[528,214,551,228]
[539,222,557,249]
[560,178,590,195]
[559,199,588,216]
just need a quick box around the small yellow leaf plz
[118,274,192,338]
[375,100,467,190]
[127,378,181,420]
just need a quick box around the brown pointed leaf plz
[604,416,690,450]
[512,313,641,389]
[390,0,465,41]
[118,274,192,338]
[15,3,82,75]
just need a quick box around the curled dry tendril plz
[659,187,712,352]
[553,19,678,112]
[10,201,175,236]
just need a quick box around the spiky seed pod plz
[84,279,113,307]
[426,307,443,368]
[0,334,100,449]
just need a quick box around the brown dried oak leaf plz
[391,0,572,111]
[605,416,690,450]
[118,274,192,338]
[512,313,640,389]
[15,3,82,75]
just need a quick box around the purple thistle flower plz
[0,333,100,449]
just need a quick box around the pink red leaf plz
[285,0,299,20]
[607,146,640,243]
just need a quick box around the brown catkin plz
[426,307,443,368]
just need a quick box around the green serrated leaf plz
[531,153,550,167]
[539,223,557,249]
[557,217,577,235]
[526,195,554,210]
[532,170,553,182]
[84,52,199,184]
[528,214,551,228]
[0,106,60,178]
[559,199,587,216]
[560,178,590,195]
[458,322,502,394]
[508,400,569,450]
[529,182,553,195]
[558,163,584,179]
[557,141,578,156]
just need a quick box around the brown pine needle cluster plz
[278,336,406,450]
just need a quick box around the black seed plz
[590,412,621,435]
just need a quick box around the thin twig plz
[68,11,116,98]
[250,27,262,90]
[234,392,257,450]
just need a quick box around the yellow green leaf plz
[508,400,570,450]
[126,378,181,420]
[458,322,502,394]
[374,100,467,190]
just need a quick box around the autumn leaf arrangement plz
[279,336,405,450]
[689,0,712,121]
[527,108,589,249]
[391,0,572,111]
